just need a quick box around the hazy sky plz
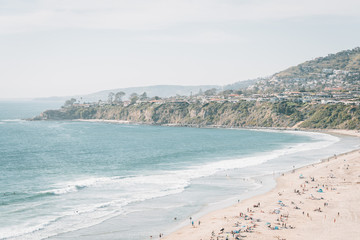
[1,0,360,98]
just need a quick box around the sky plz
[0,0,360,98]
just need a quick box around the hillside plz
[223,78,260,90]
[277,47,360,79]
[253,47,360,93]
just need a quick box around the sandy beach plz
[75,119,132,124]
[163,131,360,240]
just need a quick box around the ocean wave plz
[1,119,26,122]
[0,214,70,240]
[36,131,339,205]
[1,179,186,240]
[38,177,112,195]
[0,191,56,206]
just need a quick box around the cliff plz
[33,101,360,130]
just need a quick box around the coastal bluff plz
[33,101,360,129]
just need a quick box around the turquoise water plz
[0,100,354,240]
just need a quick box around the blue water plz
[0,100,356,240]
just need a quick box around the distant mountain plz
[33,85,220,102]
[79,85,221,102]
[87,80,261,102]
[33,96,69,102]
[35,82,259,103]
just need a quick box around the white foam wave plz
[1,119,25,122]
[39,177,112,195]
[38,131,338,199]
[3,177,187,240]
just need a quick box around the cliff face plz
[35,101,360,129]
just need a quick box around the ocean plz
[0,100,358,240]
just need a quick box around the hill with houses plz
[253,47,360,94]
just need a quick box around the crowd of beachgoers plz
[163,131,360,240]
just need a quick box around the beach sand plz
[75,119,131,124]
[163,131,360,240]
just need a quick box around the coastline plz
[163,130,360,240]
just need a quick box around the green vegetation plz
[300,104,360,129]
[63,98,77,108]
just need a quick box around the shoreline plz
[163,130,360,240]
[73,118,360,136]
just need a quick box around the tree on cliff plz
[63,98,77,108]
[140,92,148,101]
[130,93,139,104]
[115,91,125,103]
[204,88,217,96]
[108,92,115,104]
